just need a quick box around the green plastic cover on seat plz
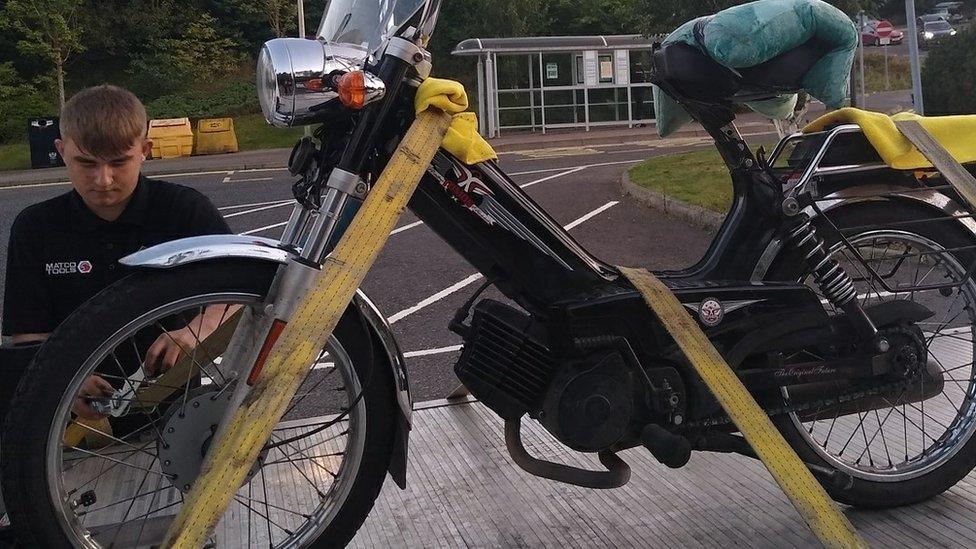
[653,0,858,136]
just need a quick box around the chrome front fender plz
[121,234,414,487]
[752,185,976,280]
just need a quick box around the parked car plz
[860,19,904,45]
[919,19,957,47]
[933,2,968,23]
[918,13,949,26]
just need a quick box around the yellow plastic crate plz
[148,118,193,159]
[195,117,239,155]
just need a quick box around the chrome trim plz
[813,163,888,176]
[120,235,289,268]
[257,38,367,127]
[326,167,366,197]
[751,185,976,280]
[359,70,388,107]
[768,124,865,197]
[119,235,413,475]
[384,36,424,64]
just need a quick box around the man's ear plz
[141,139,153,160]
[55,139,64,157]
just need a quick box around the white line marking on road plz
[391,220,425,235]
[161,170,234,179]
[0,180,71,190]
[226,177,274,183]
[564,200,618,230]
[221,170,235,183]
[388,274,484,324]
[241,221,289,236]
[403,344,464,358]
[388,200,620,324]
[223,201,293,218]
[219,199,292,211]
[520,166,586,189]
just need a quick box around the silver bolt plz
[167,427,175,433]
[193,401,200,408]
[877,338,890,353]
[743,158,754,168]
[782,198,800,216]
[355,183,367,195]
[673,414,684,425]
[164,460,171,466]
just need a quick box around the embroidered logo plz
[45,261,93,276]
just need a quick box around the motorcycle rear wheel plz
[1,259,396,548]
[765,201,976,508]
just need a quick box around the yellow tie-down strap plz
[617,267,867,549]
[162,108,453,547]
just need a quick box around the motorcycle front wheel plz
[2,259,396,548]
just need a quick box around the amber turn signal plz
[338,71,367,109]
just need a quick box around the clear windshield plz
[926,21,952,31]
[317,0,429,53]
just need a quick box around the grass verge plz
[628,143,776,213]
[0,142,29,172]
[628,147,734,213]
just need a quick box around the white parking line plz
[223,202,293,219]
[390,220,425,235]
[241,221,289,236]
[388,200,620,324]
[225,177,275,183]
[219,199,292,211]
[403,344,464,358]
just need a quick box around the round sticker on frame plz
[698,297,724,327]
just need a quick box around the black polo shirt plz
[1,175,231,336]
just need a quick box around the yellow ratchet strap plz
[617,266,867,549]
[162,108,453,548]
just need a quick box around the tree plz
[130,12,244,96]
[921,25,976,115]
[635,0,882,34]
[0,0,85,108]
[232,0,298,38]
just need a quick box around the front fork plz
[212,172,363,443]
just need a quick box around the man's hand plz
[145,326,199,375]
[143,304,239,375]
[72,375,115,420]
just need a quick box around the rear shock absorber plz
[785,213,880,345]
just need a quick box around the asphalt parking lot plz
[0,136,728,402]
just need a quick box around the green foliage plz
[145,76,260,120]
[922,26,976,115]
[130,13,244,97]
[852,52,912,93]
[1,0,86,105]
[0,63,57,143]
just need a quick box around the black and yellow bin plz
[28,117,65,169]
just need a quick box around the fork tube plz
[280,204,312,248]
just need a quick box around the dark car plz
[920,19,957,47]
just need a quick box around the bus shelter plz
[452,35,665,138]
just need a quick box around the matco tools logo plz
[46,260,93,276]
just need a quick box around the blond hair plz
[60,85,148,159]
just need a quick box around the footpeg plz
[504,419,630,489]
[641,423,691,468]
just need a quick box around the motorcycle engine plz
[539,351,636,453]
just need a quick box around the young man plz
[1,84,232,417]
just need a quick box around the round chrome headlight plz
[256,38,367,127]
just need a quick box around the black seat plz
[651,38,827,104]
